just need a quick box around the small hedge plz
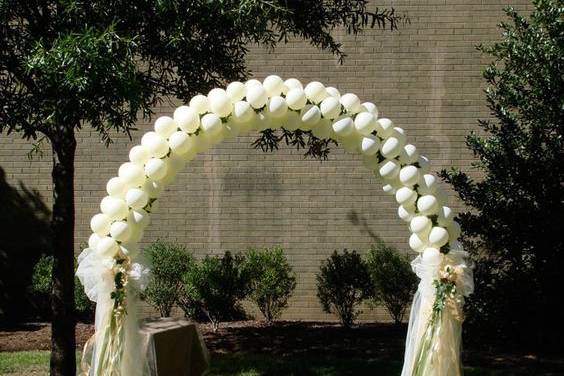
[316,249,372,328]
[243,246,296,323]
[30,254,95,322]
[366,241,418,325]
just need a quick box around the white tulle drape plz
[76,248,150,376]
[401,250,474,376]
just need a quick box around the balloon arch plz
[77,76,474,376]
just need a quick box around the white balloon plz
[284,78,303,90]
[399,165,420,186]
[263,75,285,97]
[189,94,209,114]
[110,220,132,242]
[200,113,223,134]
[173,106,200,133]
[418,174,438,195]
[340,93,361,113]
[300,105,321,127]
[208,88,232,117]
[128,208,150,229]
[360,135,380,156]
[422,247,442,264]
[226,81,246,102]
[125,188,149,209]
[232,101,254,124]
[392,127,406,144]
[168,152,187,173]
[142,179,163,198]
[223,120,241,140]
[361,154,379,171]
[354,112,377,135]
[106,177,127,198]
[398,205,415,222]
[90,213,111,235]
[429,227,449,247]
[340,133,361,153]
[154,116,177,138]
[100,196,128,220]
[417,194,439,215]
[311,118,331,139]
[398,144,419,164]
[383,184,396,195]
[88,233,101,249]
[395,187,417,206]
[378,160,400,179]
[437,206,454,226]
[320,97,341,119]
[449,240,464,252]
[246,84,268,109]
[286,88,307,110]
[376,118,394,138]
[144,158,168,181]
[141,132,169,158]
[380,137,404,159]
[245,79,262,88]
[326,87,340,98]
[410,216,432,234]
[128,225,143,243]
[361,102,378,117]
[168,131,193,155]
[409,233,428,252]
[418,155,431,173]
[129,145,151,165]
[332,116,354,137]
[304,81,327,104]
[268,96,288,118]
[435,189,449,205]
[447,221,461,240]
[96,236,119,257]
[118,162,145,187]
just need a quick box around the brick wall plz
[0,0,531,322]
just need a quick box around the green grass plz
[0,351,544,375]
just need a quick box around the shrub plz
[30,254,95,321]
[316,250,372,328]
[183,251,250,331]
[243,247,296,323]
[366,241,418,325]
[143,240,195,317]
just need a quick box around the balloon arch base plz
[77,75,474,376]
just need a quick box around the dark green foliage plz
[143,240,195,317]
[439,1,564,349]
[183,251,250,331]
[243,247,296,323]
[29,255,95,322]
[316,250,372,328]
[366,242,418,325]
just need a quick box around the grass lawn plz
[0,351,529,376]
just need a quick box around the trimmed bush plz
[30,254,95,321]
[316,250,372,328]
[243,247,296,323]
[143,240,195,317]
[183,251,250,331]
[366,241,418,325]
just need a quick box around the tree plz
[0,2,401,373]
[439,0,563,349]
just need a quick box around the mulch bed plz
[1,320,563,374]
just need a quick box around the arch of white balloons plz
[78,75,472,376]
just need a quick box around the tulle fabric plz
[76,248,151,375]
[401,250,473,376]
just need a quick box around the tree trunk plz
[49,129,77,376]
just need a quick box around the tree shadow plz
[347,210,381,243]
[0,166,52,326]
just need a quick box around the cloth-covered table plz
[140,318,210,376]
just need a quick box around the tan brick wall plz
[0,0,531,322]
